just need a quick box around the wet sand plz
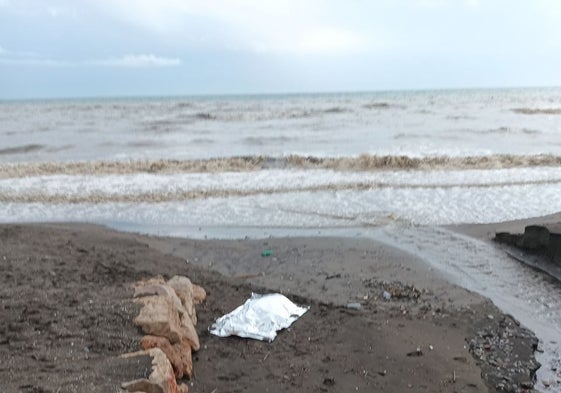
[454,211,561,282]
[0,223,540,393]
[452,211,561,241]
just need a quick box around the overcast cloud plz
[1,0,560,98]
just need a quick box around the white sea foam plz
[2,168,561,225]
[2,166,561,201]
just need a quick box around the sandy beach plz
[0,222,541,393]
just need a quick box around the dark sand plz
[0,223,540,393]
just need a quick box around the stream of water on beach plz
[2,87,561,390]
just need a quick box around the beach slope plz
[0,223,539,392]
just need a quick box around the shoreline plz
[451,211,561,241]
[0,222,543,392]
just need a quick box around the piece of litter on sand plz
[407,347,423,357]
[383,291,392,301]
[209,293,309,342]
[345,302,362,310]
[261,250,273,257]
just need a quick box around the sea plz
[1,87,561,390]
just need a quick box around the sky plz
[1,0,561,98]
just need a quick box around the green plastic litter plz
[261,249,273,257]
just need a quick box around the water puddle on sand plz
[375,225,561,392]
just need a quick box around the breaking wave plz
[479,127,540,135]
[189,138,215,145]
[322,106,349,114]
[193,112,217,120]
[3,153,561,178]
[3,177,561,204]
[363,102,403,110]
[242,136,296,146]
[0,144,44,155]
[188,107,351,122]
[512,108,561,115]
[458,127,541,136]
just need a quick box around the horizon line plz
[1,84,560,102]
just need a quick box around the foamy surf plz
[2,165,561,207]
[3,165,561,226]
[3,153,561,178]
